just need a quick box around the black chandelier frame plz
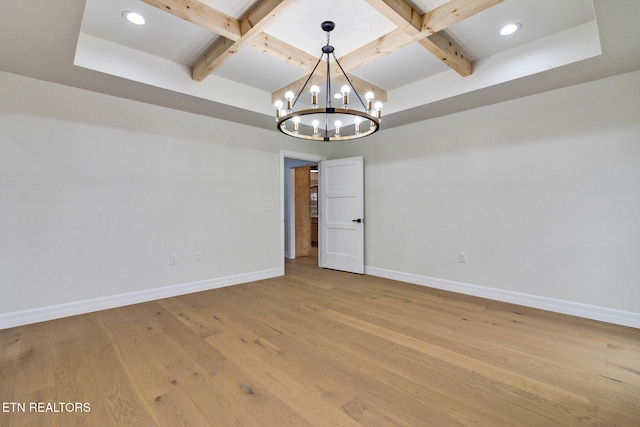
[276,21,381,142]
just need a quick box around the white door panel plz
[319,156,364,274]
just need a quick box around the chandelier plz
[273,21,383,142]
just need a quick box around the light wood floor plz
[1,257,639,426]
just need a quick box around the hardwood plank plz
[206,330,362,426]
[0,327,22,407]
[217,280,582,426]
[326,308,597,422]
[182,294,360,409]
[2,256,639,426]
[278,267,640,412]
[97,302,260,426]
[0,327,22,363]
[50,340,97,426]
[316,291,626,406]
[10,321,58,398]
[211,287,489,425]
[147,299,306,425]
[82,313,160,426]
[6,387,61,427]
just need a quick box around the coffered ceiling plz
[1,0,639,133]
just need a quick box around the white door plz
[319,156,364,274]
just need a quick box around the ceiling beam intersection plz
[191,0,298,81]
[363,0,504,77]
[143,0,301,81]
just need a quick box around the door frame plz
[280,150,325,275]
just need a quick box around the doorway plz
[280,151,325,273]
[293,164,315,258]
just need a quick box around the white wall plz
[0,72,323,326]
[336,70,640,321]
[2,69,639,328]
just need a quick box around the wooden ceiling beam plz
[240,0,292,36]
[419,0,504,77]
[364,0,422,35]
[248,32,320,71]
[419,32,471,77]
[140,0,241,41]
[191,37,236,83]
[421,0,505,35]
[336,27,416,72]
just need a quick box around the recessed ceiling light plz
[498,22,522,36]
[122,11,146,26]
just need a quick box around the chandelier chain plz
[332,52,368,111]
[291,53,324,109]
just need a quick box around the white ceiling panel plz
[81,0,219,65]
[263,0,397,58]
[199,0,256,19]
[352,43,450,90]
[215,47,309,92]
[440,0,596,61]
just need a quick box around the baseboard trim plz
[0,268,282,330]
[365,266,640,329]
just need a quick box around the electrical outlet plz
[458,252,467,263]
[170,254,177,265]
[195,252,201,262]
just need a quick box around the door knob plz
[352,218,363,223]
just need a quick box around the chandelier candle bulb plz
[334,120,342,136]
[274,100,283,119]
[365,91,375,113]
[312,120,320,136]
[354,117,362,134]
[292,116,300,134]
[374,101,383,119]
[341,85,350,107]
[310,85,320,107]
[285,91,294,112]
